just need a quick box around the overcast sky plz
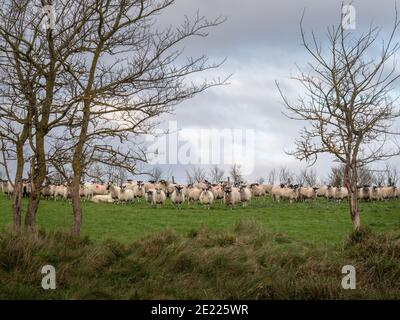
[137,0,400,183]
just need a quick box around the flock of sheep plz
[1,178,399,209]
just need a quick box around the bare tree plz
[277,8,400,230]
[279,166,294,185]
[358,166,374,186]
[60,1,227,235]
[209,165,224,183]
[384,163,399,186]
[0,0,226,234]
[149,166,163,183]
[186,166,207,184]
[230,164,243,185]
[328,166,344,187]
[267,169,276,185]
[298,169,317,186]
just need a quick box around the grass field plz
[1,194,399,246]
[1,194,400,299]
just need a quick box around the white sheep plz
[239,185,252,207]
[279,185,300,203]
[250,183,266,197]
[187,186,202,204]
[381,186,396,200]
[90,194,114,204]
[107,184,134,203]
[171,185,186,208]
[262,184,273,195]
[271,184,286,202]
[153,187,166,208]
[210,184,224,200]
[54,184,68,200]
[358,186,370,201]
[145,189,155,206]
[199,186,214,209]
[334,187,348,202]
[2,181,14,197]
[223,185,240,208]
[299,186,318,202]
[133,182,145,201]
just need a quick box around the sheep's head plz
[224,186,232,194]
[155,187,162,194]
[175,185,183,192]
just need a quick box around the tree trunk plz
[71,176,82,236]
[344,162,361,231]
[349,190,361,231]
[25,133,47,229]
[12,180,23,228]
[12,146,25,228]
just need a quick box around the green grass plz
[1,194,399,246]
[0,221,399,299]
[0,195,399,299]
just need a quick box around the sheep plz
[239,185,252,207]
[54,184,68,200]
[250,183,266,197]
[358,185,371,201]
[299,186,318,202]
[133,181,145,201]
[90,194,114,204]
[334,186,348,202]
[153,187,166,208]
[325,185,336,200]
[187,186,202,204]
[381,186,397,200]
[156,180,168,194]
[316,186,327,198]
[107,184,134,203]
[119,186,135,203]
[145,189,155,206]
[83,182,94,200]
[199,186,214,209]
[271,184,287,202]
[1,180,14,197]
[369,186,383,201]
[194,181,209,190]
[144,181,156,192]
[41,185,52,198]
[210,184,224,200]
[280,185,300,203]
[92,183,108,195]
[122,180,137,191]
[223,185,240,208]
[22,180,32,197]
[262,184,273,195]
[166,182,177,197]
[171,185,186,208]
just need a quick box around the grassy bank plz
[0,220,399,299]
